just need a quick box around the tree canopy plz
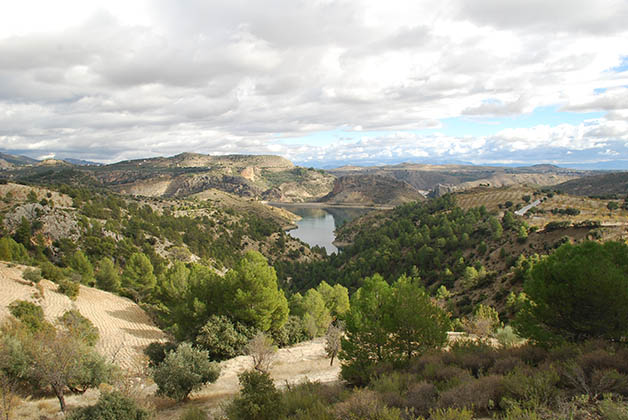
[515,241,628,345]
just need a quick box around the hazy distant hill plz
[0,152,38,169]
[62,158,102,166]
[555,172,628,197]
[330,162,591,195]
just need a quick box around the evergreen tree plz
[225,251,288,332]
[95,257,120,292]
[13,217,32,248]
[515,241,628,345]
[122,252,156,297]
[68,250,94,284]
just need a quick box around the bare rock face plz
[240,167,257,181]
[4,203,80,242]
[319,174,424,206]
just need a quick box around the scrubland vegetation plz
[1,179,627,419]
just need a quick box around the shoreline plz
[264,201,393,210]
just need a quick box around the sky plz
[1,0,627,168]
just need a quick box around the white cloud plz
[0,0,626,166]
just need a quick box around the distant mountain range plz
[1,150,625,204]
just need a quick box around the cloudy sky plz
[1,0,627,168]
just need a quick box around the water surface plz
[271,204,372,254]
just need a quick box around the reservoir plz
[270,204,373,255]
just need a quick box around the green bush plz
[226,370,285,420]
[39,261,64,282]
[144,341,177,368]
[502,366,561,409]
[152,342,220,401]
[496,326,523,349]
[423,407,473,420]
[67,391,150,420]
[597,397,628,420]
[22,267,42,283]
[179,407,208,420]
[195,315,253,361]
[282,381,345,418]
[58,309,100,346]
[8,300,51,333]
[58,278,80,300]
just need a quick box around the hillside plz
[0,262,166,369]
[555,171,628,197]
[318,174,425,206]
[4,153,336,203]
[279,191,628,316]
[0,182,320,275]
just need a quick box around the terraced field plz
[0,262,167,370]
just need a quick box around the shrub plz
[502,366,561,409]
[498,405,542,420]
[370,371,413,408]
[22,268,42,283]
[490,356,525,375]
[39,261,64,282]
[179,407,208,420]
[419,362,473,391]
[152,342,220,401]
[144,341,177,368]
[423,407,473,420]
[246,332,276,372]
[463,304,501,339]
[496,326,524,349]
[597,397,628,420]
[195,315,253,361]
[405,381,438,417]
[438,375,504,413]
[271,315,307,347]
[8,300,50,333]
[67,391,150,420]
[57,278,80,300]
[226,370,285,420]
[332,389,403,420]
[58,309,100,346]
[442,341,496,377]
[282,381,344,418]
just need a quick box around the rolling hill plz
[555,172,628,197]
